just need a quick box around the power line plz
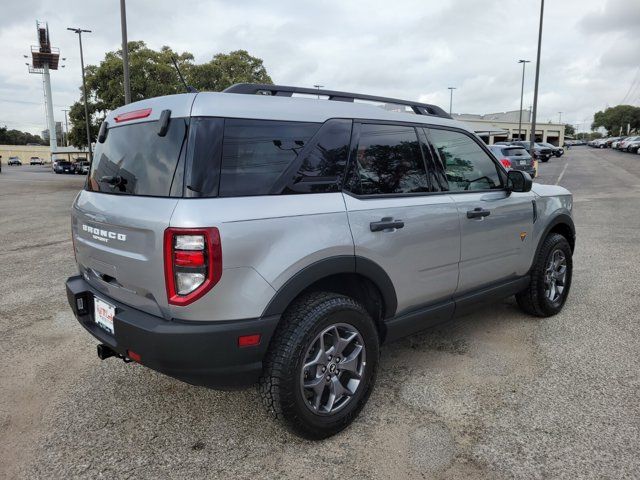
[620,67,640,105]
[0,97,68,108]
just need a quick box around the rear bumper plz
[66,275,279,389]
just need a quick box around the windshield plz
[87,118,188,196]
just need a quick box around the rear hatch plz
[501,146,532,169]
[72,94,195,318]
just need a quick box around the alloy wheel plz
[300,323,366,415]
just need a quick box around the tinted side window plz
[184,117,223,197]
[276,119,352,194]
[427,129,502,192]
[354,124,429,195]
[219,120,319,197]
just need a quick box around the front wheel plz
[516,233,573,317]
[541,157,550,163]
[259,292,379,439]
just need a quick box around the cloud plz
[1,0,638,135]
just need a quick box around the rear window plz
[87,118,188,196]
[502,147,529,157]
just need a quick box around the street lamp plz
[61,109,70,147]
[530,0,545,155]
[517,60,530,140]
[120,0,131,104]
[447,87,456,116]
[313,84,324,99]
[67,27,92,161]
[558,111,562,124]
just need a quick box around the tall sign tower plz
[27,21,60,153]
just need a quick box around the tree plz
[0,125,46,145]
[564,124,575,136]
[68,42,273,148]
[591,105,640,136]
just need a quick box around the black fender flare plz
[262,256,398,319]
[530,213,575,270]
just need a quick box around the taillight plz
[500,158,512,168]
[164,227,222,306]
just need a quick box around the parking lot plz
[1,148,639,479]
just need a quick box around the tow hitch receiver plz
[97,344,132,363]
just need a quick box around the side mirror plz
[507,170,532,193]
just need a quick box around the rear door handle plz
[466,207,491,219]
[370,217,405,232]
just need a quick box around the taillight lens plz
[500,158,512,168]
[164,227,222,306]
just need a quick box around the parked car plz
[65,84,575,439]
[30,156,45,165]
[8,156,22,166]
[487,145,536,177]
[611,137,628,149]
[54,160,76,174]
[508,141,553,162]
[591,138,608,148]
[625,139,640,153]
[618,136,640,152]
[75,160,90,175]
[539,142,564,157]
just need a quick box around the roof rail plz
[223,83,452,119]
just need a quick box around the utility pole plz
[68,27,93,161]
[448,87,456,115]
[61,109,69,146]
[530,0,545,154]
[517,60,530,140]
[120,0,131,104]
[313,84,324,99]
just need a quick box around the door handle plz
[370,217,405,232]
[466,207,491,219]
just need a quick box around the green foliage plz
[564,124,575,136]
[591,105,640,136]
[0,125,46,145]
[68,42,273,148]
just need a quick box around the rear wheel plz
[259,292,379,439]
[516,233,572,317]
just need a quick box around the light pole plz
[530,0,545,155]
[313,84,324,99]
[61,109,69,146]
[120,0,131,104]
[558,111,562,124]
[517,60,530,140]
[448,87,456,115]
[67,27,93,162]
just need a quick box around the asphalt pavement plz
[0,148,638,479]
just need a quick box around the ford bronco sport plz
[66,84,574,439]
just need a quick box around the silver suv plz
[66,84,575,439]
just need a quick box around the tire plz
[516,233,572,317]
[259,291,379,440]
[541,158,549,163]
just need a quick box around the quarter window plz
[427,129,502,191]
[353,124,429,195]
[219,119,320,197]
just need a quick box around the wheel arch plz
[262,256,398,339]
[532,213,575,269]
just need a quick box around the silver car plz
[66,84,575,439]
[487,144,536,177]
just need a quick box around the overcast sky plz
[1,0,639,136]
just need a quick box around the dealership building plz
[453,109,566,146]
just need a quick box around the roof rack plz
[223,83,452,119]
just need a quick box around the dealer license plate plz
[94,296,115,334]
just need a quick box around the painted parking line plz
[555,162,569,185]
